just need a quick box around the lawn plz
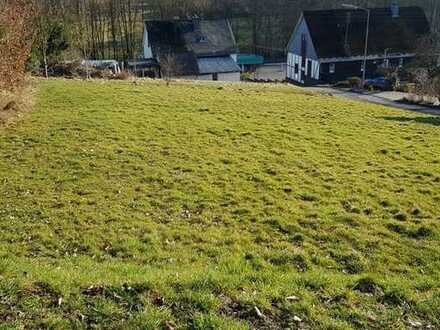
[0,79,439,329]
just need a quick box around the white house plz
[287,3,430,85]
[143,19,241,82]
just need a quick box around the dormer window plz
[197,36,208,43]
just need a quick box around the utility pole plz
[343,4,370,89]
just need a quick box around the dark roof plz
[145,19,237,58]
[197,56,240,74]
[184,20,237,56]
[303,7,430,58]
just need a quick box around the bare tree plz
[71,0,92,78]
[160,53,182,85]
[35,4,52,78]
[415,32,440,69]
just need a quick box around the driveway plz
[306,87,440,116]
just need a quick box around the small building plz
[143,19,241,81]
[82,60,121,74]
[286,3,430,85]
[236,54,265,73]
[126,59,160,78]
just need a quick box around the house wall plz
[252,63,287,81]
[287,54,320,84]
[320,57,413,84]
[218,72,241,82]
[143,26,153,59]
[286,17,320,84]
[179,72,241,82]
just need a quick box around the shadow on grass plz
[381,116,440,126]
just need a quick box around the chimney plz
[390,0,399,18]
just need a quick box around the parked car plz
[364,77,392,91]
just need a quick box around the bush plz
[51,61,89,78]
[0,0,35,91]
[93,69,113,80]
[395,82,415,93]
[112,71,133,81]
[348,77,362,89]
[50,62,118,79]
[240,72,253,81]
[409,68,440,99]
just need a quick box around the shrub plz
[93,69,114,80]
[241,72,253,81]
[409,68,440,99]
[0,0,35,91]
[348,77,362,89]
[51,61,85,77]
[51,62,120,79]
[112,71,133,81]
[396,82,416,93]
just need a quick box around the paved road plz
[306,87,440,116]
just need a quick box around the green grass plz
[0,79,439,329]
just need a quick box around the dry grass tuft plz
[111,70,134,81]
[0,82,34,126]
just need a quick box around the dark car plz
[364,77,392,91]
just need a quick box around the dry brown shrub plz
[111,71,134,81]
[0,0,35,91]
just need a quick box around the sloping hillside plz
[0,80,439,329]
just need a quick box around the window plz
[399,58,404,67]
[294,63,299,74]
[197,36,208,43]
[329,63,335,74]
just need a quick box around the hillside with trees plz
[32,0,440,65]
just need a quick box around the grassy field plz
[0,79,439,329]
